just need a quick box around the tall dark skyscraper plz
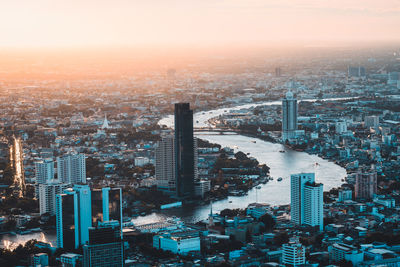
[174,103,195,199]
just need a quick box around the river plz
[132,97,347,224]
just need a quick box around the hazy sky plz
[1,0,399,47]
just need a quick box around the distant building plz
[194,179,211,198]
[364,116,379,128]
[348,66,366,77]
[282,237,305,266]
[174,103,196,198]
[35,158,54,184]
[275,67,282,77]
[338,189,353,202]
[57,153,86,184]
[156,136,176,192]
[39,181,70,215]
[134,156,150,167]
[59,253,83,267]
[335,121,347,134]
[282,90,298,141]
[31,253,49,267]
[153,231,201,255]
[387,72,399,85]
[291,173,323,231]
[355,170,377,200]
[328,243,364,265]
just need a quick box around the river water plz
[132,98,347,224]
[1,97,347,247]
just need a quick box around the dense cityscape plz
[1,0,400,266]
[0,45,399,266]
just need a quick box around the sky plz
[0,0,399,48]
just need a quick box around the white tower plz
[291,173,323,231]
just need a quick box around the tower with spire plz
[101,114,111,129]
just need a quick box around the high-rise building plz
[155,136,176,192]
[174,103,195,199]
[56,188,79,250]
[91,187,122,237]
[39,181,70,215]
[83,220,124,267]
[35,158,54,184]
[57,153,86,184]
[355,170,377,200]
[291,173,323,231]
[282,90,298,142]
[57,185,123,250]
[282,237,306,266]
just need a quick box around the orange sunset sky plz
[0,0,399,48]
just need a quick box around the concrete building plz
[335,121,347,134]
[35,158,54,184]
[282,90,298,141]
[153,231,201,255]
[59,253,83,267]
[328,243,364,265]
[194,179,211,198]
[282,237,305,266]
[291,173,323,231]
[39,181,70,215]
[134,156,150,167]
[355,170,377,200]
[31,253,49,267]
[338,189,353,202]
[364,116,380,128]
[155,136,176,192]
[57,153,86,184]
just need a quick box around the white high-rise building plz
[155,136,176,192]
[35,158,55,184]
[282,237,306,266]
[39,181,70,215]
[291,173,323,231]
[57,154,86,184]
[282,90,298,141]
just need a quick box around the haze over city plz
[1,0,399,48]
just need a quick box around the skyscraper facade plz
[39,181,70,215]
[83,220,124,267]
[57,153,86,184]
[291,173,323,231]
[57,185,123,249]
[355,170,377,200]
[155,136,176,192]
[282,90,298,142]
[35,158,54,184]
[174,103,195,199]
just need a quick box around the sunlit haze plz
[1,0,400,48]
